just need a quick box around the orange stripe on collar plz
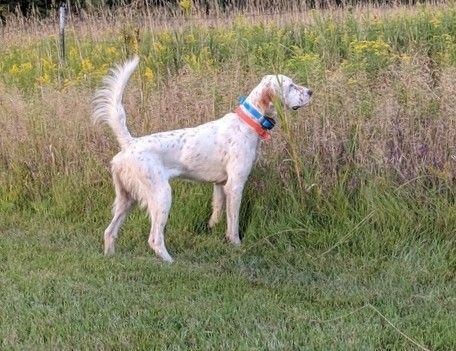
[235,106,271,141]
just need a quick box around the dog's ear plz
[258,85,275,112]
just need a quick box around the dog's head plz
[255,75,312,114]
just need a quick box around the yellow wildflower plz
[400,54,412,63]
[185,33,196,44]
[20,62,33,72]
[41,58,56,71]
[350,39,390,56]
[347,77,357,86]
[297,53,320,64]
[69,47,79,59]
[144,67,154,81]
[106,47,117,56]
[36,73,51,85]
[430,15,442,27]
[153,42,165,53]
[179,0,192,14]
[159,32,172,44]
[9,64,20,75]
[81,59,94,72]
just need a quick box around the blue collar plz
[238,96,276,131]
[238,96,263,121]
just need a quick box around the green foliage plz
[343,39,392,76]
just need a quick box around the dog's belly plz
[172,156,227,183]
[178,168,227,183]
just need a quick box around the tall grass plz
[1,2,455,211]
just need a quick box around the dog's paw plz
[104,237,115,255]
[149,241,174,263]
[225,235,241,246]
[208,220,216,229]
[159,252,174,263]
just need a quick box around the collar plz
[240,98,264,121]
[235,105,271,140]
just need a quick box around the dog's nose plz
[308,90,313,97]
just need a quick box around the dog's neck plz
[245,83,276,117]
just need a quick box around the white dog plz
[93,56,312,262]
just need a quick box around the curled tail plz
[92,56,139,149]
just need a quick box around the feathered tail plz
[92,56,139,149]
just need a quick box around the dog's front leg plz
[223,178,248,245]
[208,184,226,229]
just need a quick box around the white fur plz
[93,56,312,262]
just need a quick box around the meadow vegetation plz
[0,2,455,349]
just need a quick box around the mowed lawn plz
[1,183,454,350]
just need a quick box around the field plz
[0,1,455,350]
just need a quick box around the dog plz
[93,56,312,262]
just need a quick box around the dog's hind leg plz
[146,180,174,263]
[104,174,133,255]
[208,184,226,229]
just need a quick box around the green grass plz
[1,180,455,349]
[1,2,455,350]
